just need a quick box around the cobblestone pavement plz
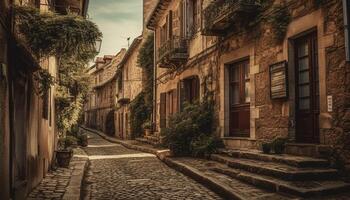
[81,132,222,200]
[27,168,73,200]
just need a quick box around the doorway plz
[228,59,250,137]
[294,32,320,143]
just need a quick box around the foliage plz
[142,120,153,130]
[262,142,272,154]
[329,131,350,171]
[33,69,55,96]
[14,6,102,61]
[58,135,77,150]
[271,137,288,154]
[270,5,291,42]
[137,34,154,109]
[129,92,151,138]
[162,100,222,157]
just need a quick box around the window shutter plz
[178,80,185,111]
[186,0,193,36]
[167,10,173,39]
[160,93,167,128]
[173,89,178,113]
[180,0,185,38]
[193,76,200,102]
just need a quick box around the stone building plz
[115,37,144,139]
[84,50,126,135]
[0,0,89,199]
[146,0,350,157]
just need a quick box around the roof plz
[146,0,171,30]
[116,36,143,72]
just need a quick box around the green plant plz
[58,135,77,150]
[272,137,287,154]
[191,135,224,157]
[14,6,102,60]
[129,92,151,138]
[33,69,55,96]
[262,142,272,154]
[77,133,88,147]
[162,100,217,156]
[270,5,291,42]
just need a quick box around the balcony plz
[202,0,261,36]
[53,0,82,15]
[157,36,189,68]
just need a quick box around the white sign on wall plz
[327,95,333,112]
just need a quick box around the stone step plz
[166,158,297,200]
[212,167,350,198]
[135,137,158,146]
[211,154,338,181]
[218,149,329,168]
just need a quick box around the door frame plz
[293,31,320,143]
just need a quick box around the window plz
[229,60,250,105]
[181,76,200,104]
[42,92,49,119]
[192,0,201,33]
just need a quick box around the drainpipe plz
[343,0,350,62]
[153,32,157,133]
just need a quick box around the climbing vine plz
[33,69,55,97]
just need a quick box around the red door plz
[295,32,320,143]
[229,60,250,137]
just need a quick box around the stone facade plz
[147,0,350,156]
[0,1,89,199]
[84,50,126,135]
[115,37,143,139]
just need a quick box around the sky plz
[88,0,143,58]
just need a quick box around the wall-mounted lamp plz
[95,38,102,54]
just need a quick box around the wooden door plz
[295,32,320,143]
[229,60,250,137]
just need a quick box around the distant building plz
[84,50,126,135]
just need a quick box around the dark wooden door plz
[229,60,250,137]
[295,32,320,143]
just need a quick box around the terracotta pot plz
[56,150,73,168]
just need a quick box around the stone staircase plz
[135,135,161,146]
[209,149,350,198]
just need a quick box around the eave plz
[146,0,171,30]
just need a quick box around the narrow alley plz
[80,131,221,200]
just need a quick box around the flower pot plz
[79,134,88,147]
[56,150,73,168]
[262,143,271,154]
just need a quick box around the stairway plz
[209,149,350,198]
[135,135,160,146]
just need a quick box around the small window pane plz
[298,71,309,84]
[298,57,309,71]
[298,43,308,57]
[244,63,250,80]
[231,67,239,82]
[299,98,310,110]
[230,84,239,105]
[299,85,310,98]
[245,81,250,103]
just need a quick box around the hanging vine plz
[33,69,55,96]
[14,6,102,61]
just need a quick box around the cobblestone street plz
[81,132,222,200]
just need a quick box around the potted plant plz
[142,121,153,137]
[262,142,272,154]
[272,137,287,154]
[78,133,88,147]
[56,136,77,167]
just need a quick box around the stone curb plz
[79,126,239,199]
[62,148,89,200]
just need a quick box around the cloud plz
[88,0,143,57]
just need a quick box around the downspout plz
[153,32,157,133]
[343,0,350,62]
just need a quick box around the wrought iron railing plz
[202,0,261,33]
[158,36,188,63]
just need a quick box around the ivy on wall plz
[33,69,55,97]
[270,5,291,43]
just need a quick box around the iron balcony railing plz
[157,36,189,66]
[202,0,261,35]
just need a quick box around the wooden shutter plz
[180,0,185,38]
[178,80,185,111]
[186,0,193,36]
[193,76,200,102]
[173,89,178,113]
[160,93,167,128]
